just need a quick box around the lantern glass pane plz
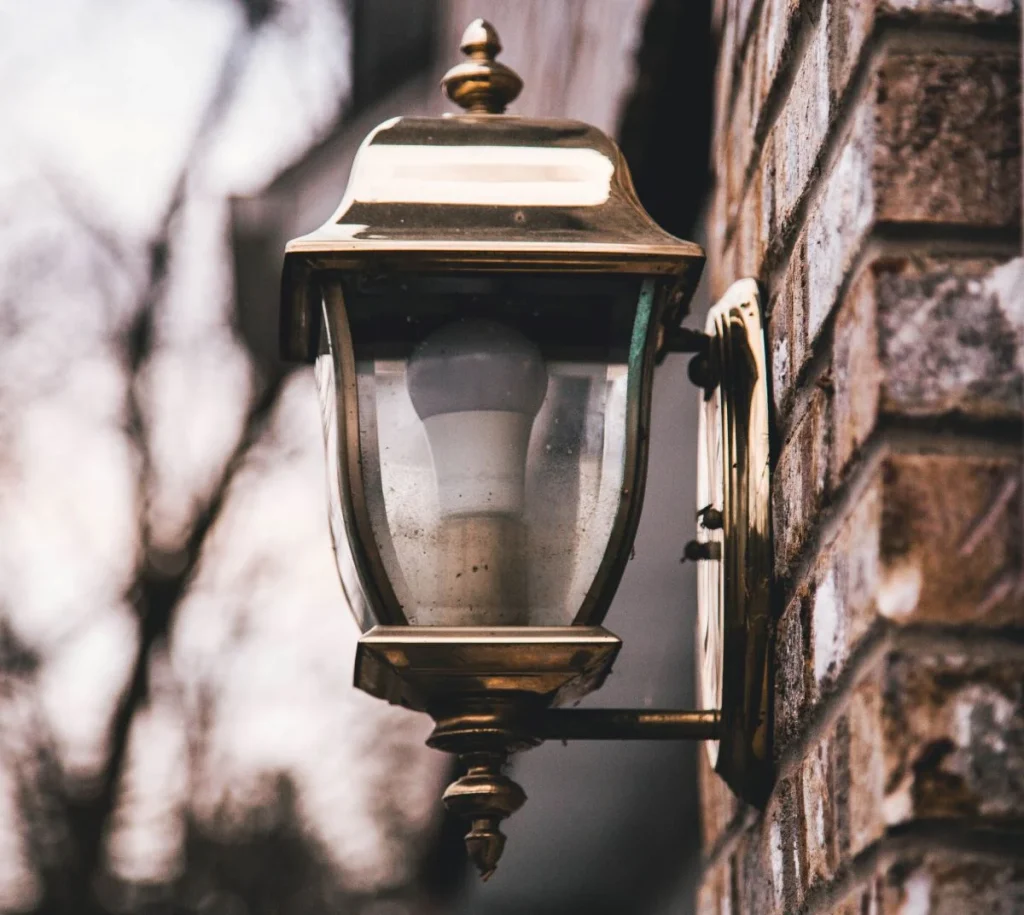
[322,272,652,629]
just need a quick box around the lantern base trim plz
[354,625,621,713]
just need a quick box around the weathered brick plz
[877,257,1022,417]
[831,266,883,480]
[736,138,774,279]
[879,455,1023,627]
[767,290,791,416]
[773,6,831,233]
[697,852,730,915]
[800,728,839,893]
[798,454,1021,697]
[763,775,803,913]
[734,0,760,55]
[806,477,882,699]
[765,777,802,912]
[776,451,1021,752]
[757,0,801,119]
[706,3,1022,905]
[725,49,757,231]
[847,673,888,856]
[805,104,874,348]
[879,0,1019,18]
[874,51,1021,227]
[771,386,831,574]
[769,235,808,416]
[829,0,876,103]
[699,736,744,852]
[833,254,1022,482]
[834,885,877,915]
[804,48,1021,353]
[774,593,809,756]
[876,853,1024,915]
[832,0,1021,119]
[886,654,1024,821]
[844,651,1024,854]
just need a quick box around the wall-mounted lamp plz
[280,20,772,880]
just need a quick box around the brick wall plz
[700,1,1023,912]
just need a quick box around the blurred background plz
[0,1,713,912]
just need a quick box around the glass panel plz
[315,336,375,632]
[325,272,647,628]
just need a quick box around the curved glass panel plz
[322,272,653,628]
[315,334,374,632]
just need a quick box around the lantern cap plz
[442,19,523,114]
[281,22,705,362]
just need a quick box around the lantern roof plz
[281,19,704,362]
[283,113,704,271]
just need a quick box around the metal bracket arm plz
[537,708,720,741]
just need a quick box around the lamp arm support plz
[536,708,720,741]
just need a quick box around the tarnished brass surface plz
[354,625,622,712]
[537,708,720,741]
[280,18,703,366]
[441,19,523,115]
[442,751,525,880]
[695,278,773,805]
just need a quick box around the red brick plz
[736,138,774,279]
[769,235,808,417]
[771,386,831,574]
[805,103,874,347]
[763,776,803,913]
[697,852,730,915]
[831,265,883,482]
[757,0,801,119]
[774,593,809,755]
[725,49,757,232]
[832,255,1023,486]
[874,52,1021,227]
[699,736,744,852]
[806,477,882,699]
[773,6,831,234]
[832,0,1021,119]
[843,651,1024,857]
[884,653,1024,822]
[796,454,1021,699]
[879,455,1023,627]
[706,5,1023,910]
[800,728,839,892]
[878,853,1024,914]
[847,673,888,857]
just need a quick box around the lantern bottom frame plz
[353,625,623,712]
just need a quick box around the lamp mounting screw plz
[698,507,724,530]
[688,353,718,390]
[682,540,721,562]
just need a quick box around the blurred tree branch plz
[29,16,294,913]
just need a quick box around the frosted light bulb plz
[405,319,547,626]
[407,319,548,519]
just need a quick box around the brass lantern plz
[280,20,772,879]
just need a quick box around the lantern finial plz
[442,19,523,114]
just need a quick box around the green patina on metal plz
[629,278,657,373]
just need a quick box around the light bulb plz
[407,319,548,519]
[406,319,548,625]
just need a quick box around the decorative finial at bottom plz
[441,752,526,879]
